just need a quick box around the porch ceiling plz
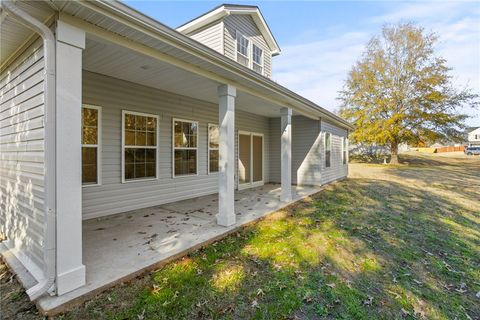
[83,37,287,117]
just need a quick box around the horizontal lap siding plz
[0,38,46,281]
[320,120,348,184]
[292,116,322,186]
[187,21,223,53]
[270,116,348,186]
[82,71,271,219]
[270,116,322,186]
[223,15,272,78]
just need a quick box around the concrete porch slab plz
[36,184,321,314]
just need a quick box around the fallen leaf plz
[257,288,265,296]
[363,296,373,305]
[251,299,259,308]
[137,309,145,320]
[326,283,336,289]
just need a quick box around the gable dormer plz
[177,4,280,78]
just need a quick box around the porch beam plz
[55,20,86,295]
[58,14,322,121]
[217,84,236,227]
[280,107,292,202]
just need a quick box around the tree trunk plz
[390,142,399,164]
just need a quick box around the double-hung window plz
[173,119,198,176]
[252,44,263,74]
[236,31,249,67]
[208,124,219,173]
[122,111,158,182]
[325,132,332,168]
[342,137,348,165]
[82,105,102,185]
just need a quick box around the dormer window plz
[252,44,263,74]
[236,32,249,67]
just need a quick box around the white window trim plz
[237,130,264,190]
[121,110,160,183]
[252,43,264,75]
[82,104,102,187]
[208,123,219,175]
[235,30,250,66]
[172,118,199,178]
[324,132,332,168]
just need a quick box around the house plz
[0,1,352,313]
[467,127,480,146]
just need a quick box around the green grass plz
[5,153,480,319]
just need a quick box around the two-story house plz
[467,127,480,146]
[0,1,352,314]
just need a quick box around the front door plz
[238,131,264,189]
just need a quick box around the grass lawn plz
[2,152,479,319]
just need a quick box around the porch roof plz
[1,0,353,129]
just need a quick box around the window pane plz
[82,108,97,127]
[135,131,146,146]
[125,130,135,146]
[125,148,135,163]
[146,132,156,146]
[125,163,134,180]
[135,115,146,130]
[135,149,146,162]
[252,135,263,182]
[82,147,97,184]
[237,54,248,67]
[239,134,251,184]
[147,117,156,131]
[135,163,146,178]
[253,45,262,65]
[83,127,97,145]
[175,149,197,175]
[253,63,263,74]
[209,150,219,173]
[124,147,156,180]
[146,162,156,177]
[209,125,219,149]
[174,120,197,148]
[146,149,156,162]
[125,114,135,130]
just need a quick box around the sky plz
[124,0,480,126]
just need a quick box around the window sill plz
[82,183,101,188]
[122,177,158,184]
[172,173,199,178]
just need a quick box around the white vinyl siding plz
[270,116,348,186]
[186,20,223,53]
[82,71,271,219]
[320,120,348,184]
[224,15,272,78]
[0,39,46,281]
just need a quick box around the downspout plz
[2,1,57,300]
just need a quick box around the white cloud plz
[274,1,480,125]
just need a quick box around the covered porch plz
[38,184,320,311]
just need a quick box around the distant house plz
[467,127,480,146]
[1,1,353,314]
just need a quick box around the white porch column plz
[217,84,236,227]
[280,107,292,202]
[55,20,86,295]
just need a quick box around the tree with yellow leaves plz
[339,24,478,164]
